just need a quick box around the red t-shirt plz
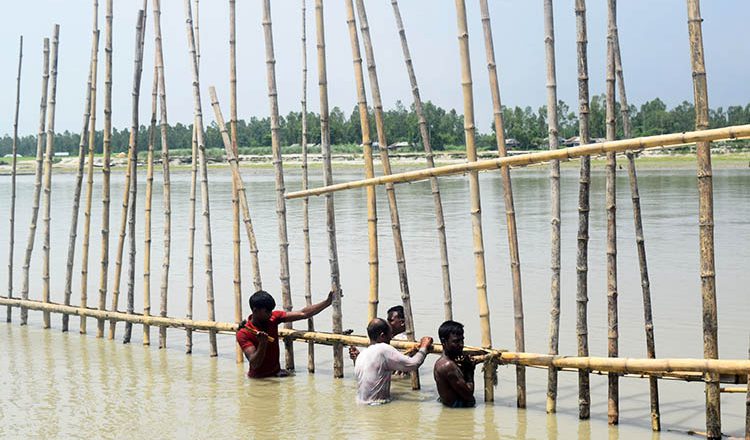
[236,311,287,378]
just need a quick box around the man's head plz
[438,320,465,359]
[249,290,275,324]
[387,305,405,335]
[366,318,392,344]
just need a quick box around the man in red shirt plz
[236,290,334,378]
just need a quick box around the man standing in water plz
[348,305,408,361]
[236,290,333,378]
[354,318,433,404]
[434,320,476,407]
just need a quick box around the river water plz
[1,163,749,438]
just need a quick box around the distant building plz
[505,138,521,148]
[388,141,411,150]
[54,151,70,157]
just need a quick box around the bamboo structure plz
[143,65,158,346]
[542,0,561,413]
[229,0,243,365]
[612,13,660,431]
[20,37,49,326]
[574,0,592,421]
[41,25,60,329]
[6,35,22,323]
[315,0,344,378]
[261,0,295,371]
[453,0,495,402]
[686,1,720,438]
[390,0,452,321]
[184,0,217,357]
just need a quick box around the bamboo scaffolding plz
[184,0,217,357]
[97,0,114,338]
[229,0,243,365]
[143,65,158,346]
[390,0,452,321]
[686,1,720,438]
[543,0,560,413]
[41,25,60,329]
[20,38,49,326]
[345,0,379,324]
[453,0,494,402]
[574,0,592,420]
[6,35,22,323]
[612,16,660,431]
[315,0,344,378]
[354,0,420,391]
[62,31,97,332]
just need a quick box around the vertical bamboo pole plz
[543,0,560,413]
[354,0,420,391]
[605,7,619,424]
[152,0,171,350]
[686,1,720,437]
[301,0,315,373]
[344,0,378,324]
[315,0,344,378]
[20,38,49,326]
[6,35,23,323]
[62,31,96,332]
[142,65,158,346]
[97,0,114,338]
[41,25,60,330]
[184,0,217,357]
[453,0,494,402]
[574,0,592,420]
[390,0,452,321]
[612,16,660,431]
[479,0,523,406]
[229,0,243,365]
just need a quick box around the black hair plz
[248,290,276,312]
[386,305,405,319]
[438,320,464,343]
[366,318,390,341]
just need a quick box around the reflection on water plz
[1,166,749,438]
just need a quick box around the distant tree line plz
[2,96,750,157]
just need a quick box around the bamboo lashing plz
[6,35,22,323]
[143,64,158,346]
[229,0,243,365]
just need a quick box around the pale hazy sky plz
[1,1,748,136]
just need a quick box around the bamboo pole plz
[229,0,243,365]
[345,0,379,324]
[6,35,23,323]
[20,38,50,326]
[612,16,660,432]
[97,0,114,338]
[543,0,561,413]
[152,0,172,350]
[315,0,344,378]
[574,0,592,420]
[41,25,60,330]
[143,65,157,346]
[453,0,494,402]
[261,0,295,371]
[184,0,217,357]
[62,31,96,332]
[354,0,420,391]
[300,0,315,373]
[390,0,452,321]
[686,1,720,438]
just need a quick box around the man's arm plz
[282,291,334,322]
[242,332,269,370]
[438,363,475,404]
[383,337,433,371]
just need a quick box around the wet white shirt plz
[354,343,427,405]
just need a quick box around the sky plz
[0,0,748,136]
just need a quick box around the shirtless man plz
[433,320,476,408]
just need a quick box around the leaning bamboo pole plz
[20,38,49,326]
[142,65,158,347]
[453,0,495,402]
[41,25,60,330]
[686,1,720,438]
[261,0,295,371]
[184,0,217,357]
[229,0,243,365]
[612,16,660,431]
[6,35,22,323]
[62,31,96,331]
[346,0,379,324]
[542,0,561,413]
[315,0,344,378]
[390,0,452,321]
[354,0,420,391]
[574,0,592,420]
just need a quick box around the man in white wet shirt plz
[354,317,433,405]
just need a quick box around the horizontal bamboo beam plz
[286,124,750,199]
